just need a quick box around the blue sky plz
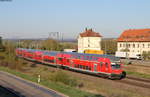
[0,0,150,39]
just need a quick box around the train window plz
[79,65,81,68]
[89,67,91,70]
[58,58,63,61]
[75,64,78,68]
[92,56,95,61]
[44,59,55,63]
[83,65,86,69]
[89,56,92,60]
[86,66,89,70]
[67,59,70,62]
[105,63,108,68]
[38,55,42,57]
[75,64,77,68]
[79,65,83,69]
[74,64,76,68]
[81,56,84,60]
[111,63,121,69]
[100,62,103,67]
[72,55,75,59]
[86,56,89,60]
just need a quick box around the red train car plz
[16,48,126,79]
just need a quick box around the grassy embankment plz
[0,66,102,97]
[0,50,103,97]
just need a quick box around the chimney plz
[85,28,87,31]
[89,28,92,31]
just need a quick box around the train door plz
[63,57,70,66]
[94,63,97,72]
[70,59,74,67]
[57,57,63,65]
[104,62,109,73]
[100,62,105,72]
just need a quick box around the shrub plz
[142,51,150,60]
[30,63,37,67]
[51,70,78,87]
[0,56,5,60]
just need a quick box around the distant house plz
[78,28,102,53]
[116,29,150,58]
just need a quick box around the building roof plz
[117,29,150,42]
[79,28,102,37]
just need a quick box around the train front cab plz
[109,61,126,79]
[96,58,126,79]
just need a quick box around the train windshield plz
[111,63,121,69]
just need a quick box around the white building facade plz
[116,29,150,58]
[78,29,102,53]
[118,42,150,54]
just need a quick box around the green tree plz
[0,36,5,51]
[101,39,117,54]
[41,39,61,51]
[142,51,150,60]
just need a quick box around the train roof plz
[43,51,59,56]
[62,52,120,62]
[17,48,44,52]
[17,48,120,62]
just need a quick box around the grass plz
[0,66,103,97]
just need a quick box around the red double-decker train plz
[16,48,126,79]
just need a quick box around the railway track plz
[126,76,150,83]
[125,64,150,68]
[117,76,150,89]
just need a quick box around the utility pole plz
[49,32,59,40]
[61,32,63,43]
[125,39,129,64]
[104,40,107,54]
[49,32,60,50]
[125,39,128,59]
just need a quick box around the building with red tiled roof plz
[118,29,150,42]
[79,28,102,37]
[116,29,150,58]
[78,28,102,53]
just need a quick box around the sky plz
[0,0,150,39]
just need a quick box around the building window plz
[143,44,145,48]
[126,44,128,48]
[120,44,122,47]
[128,44,130,48]
[148,44,150,48]
[137,44,139,48]
[123,44,125,47]
[133,44,135,48]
